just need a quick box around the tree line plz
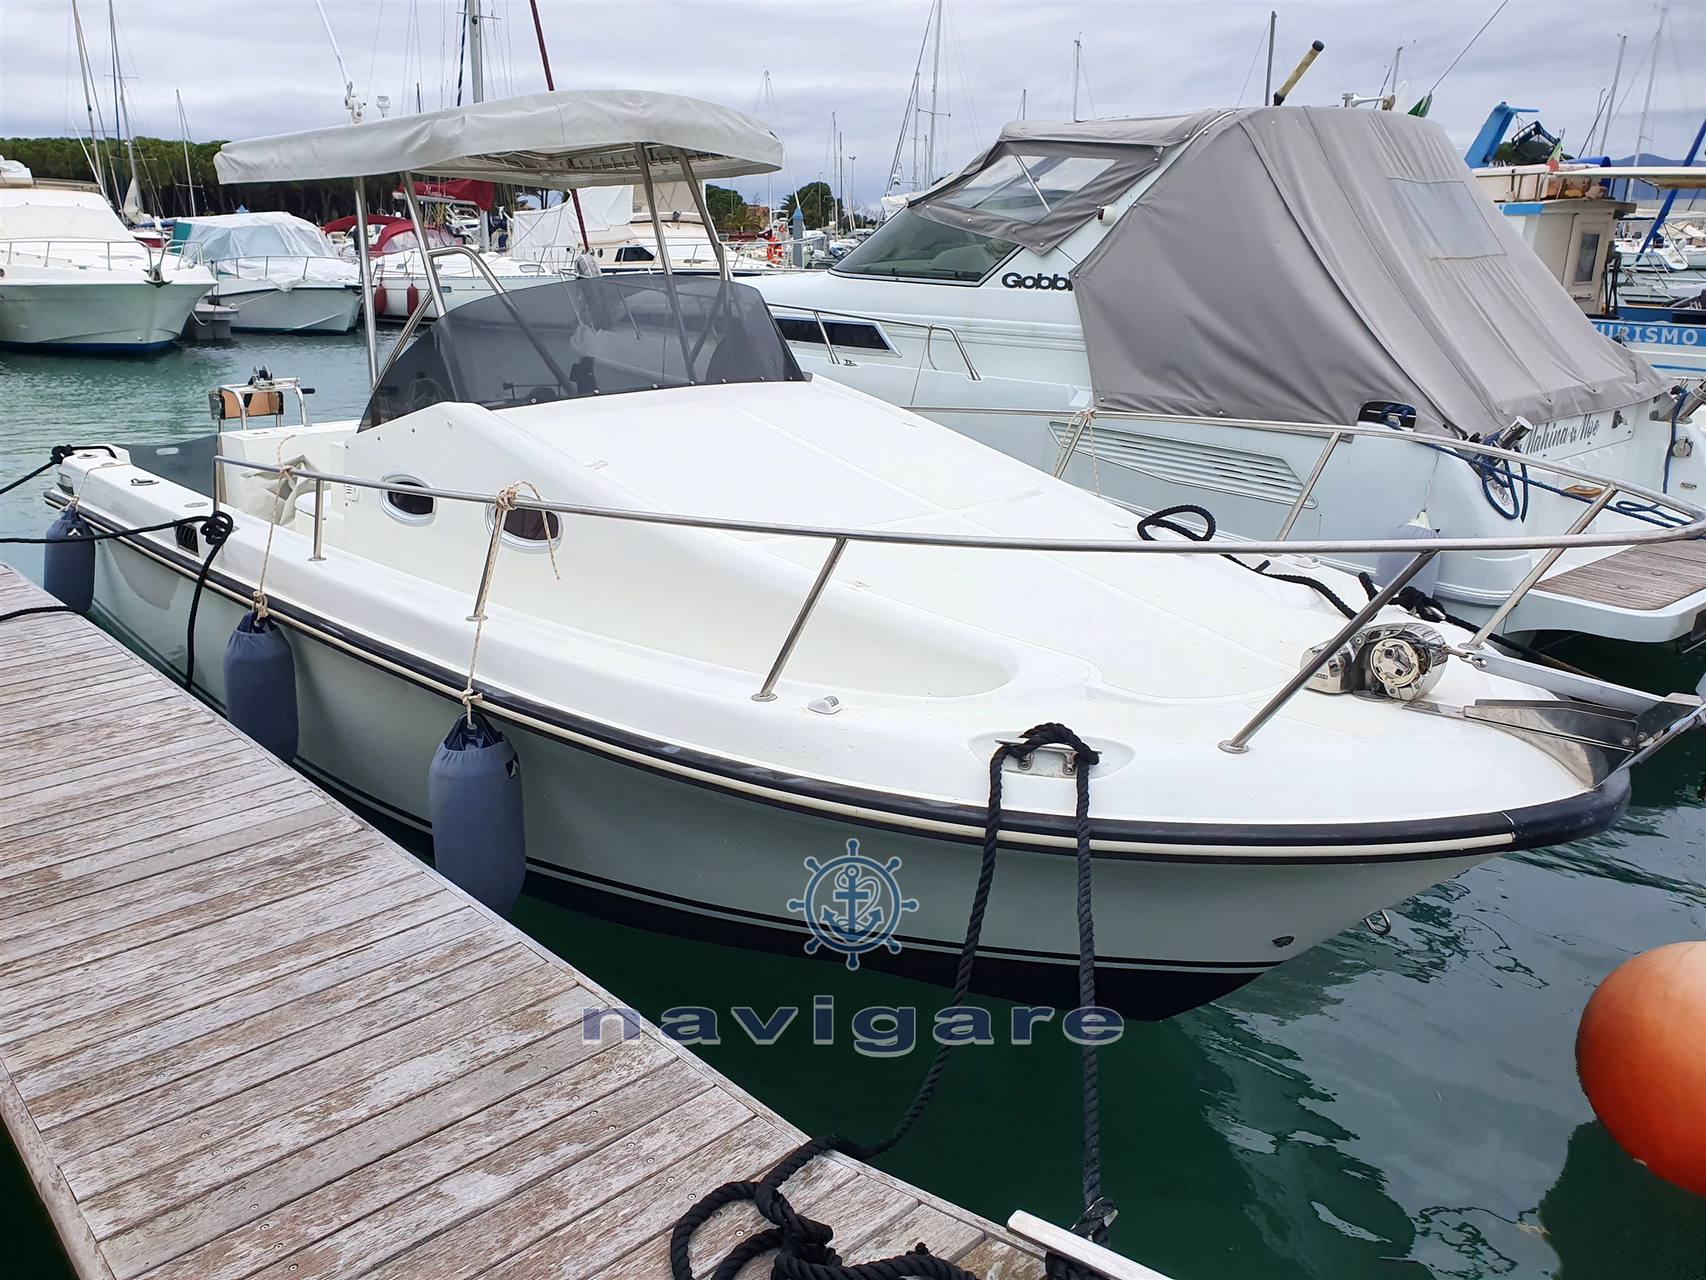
[2,136,867,233]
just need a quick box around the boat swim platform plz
[0,563,1048,1280]
[1538,535,1706,611]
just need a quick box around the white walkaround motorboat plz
[43,91,1706,1020]
[755,109,1706,648]
[169,212,362,334]
[0,171,213,353]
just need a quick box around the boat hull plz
[77,520,1617,1020]
[215,280,362,334]
[0,275,207,352]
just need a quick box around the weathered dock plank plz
[0,564,1044,1280]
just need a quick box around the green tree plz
[781,181,834,229]
[704,184,747,234]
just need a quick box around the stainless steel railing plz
[768,303,982,380]
[191,418,1705,748]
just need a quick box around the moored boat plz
[42,90,1706,1020]
[0,170,213,353]
[754,109,1706,647]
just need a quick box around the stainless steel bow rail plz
[188,419,1706,753]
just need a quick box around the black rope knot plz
[196,510,236,548]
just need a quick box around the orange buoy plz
[1575,941,1706,1196]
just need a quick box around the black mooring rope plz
[181,512,236,693]
[1134,504,1359,619]
[0,444,119,498]
[670,723,1112,1280]
[0,445,238,685]
[0,604,78,625]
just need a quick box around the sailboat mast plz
[762,69,775,221]
[1019,88,1027,120]
[525,0,589,250]
[1264,10,1276,104]
[1071,35,1081,122]
[107,0,142,206]
[1599,32,1628,155]
[1632,6,1665,167]
[924,0,942,186]
[466,0,484,104]
[69,0,110,203]
[176,89,196,216]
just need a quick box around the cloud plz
[1,0,1700,208]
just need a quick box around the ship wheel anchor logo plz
[789,839,919,970]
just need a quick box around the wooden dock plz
[0,564,1045,1280]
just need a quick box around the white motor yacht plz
[755,109,1706,647]
[0,171,213,353]
[169,212,362,334]
[46,91,1706,1020]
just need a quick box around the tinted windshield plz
[833,208,1015,282]
[362,275,803,428]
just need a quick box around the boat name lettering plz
[1528,416,1604,454]
[1001,272,1074,291]
[1593,321,1701,348]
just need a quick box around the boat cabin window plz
[498,507,561,545]
[1573,231,1602,285]
[1388,179,1505,261]
[614,245,656,262]
[774,317,894,352]
[383,477,435,521]
[362,275,804,428]
[834,209,1016,283]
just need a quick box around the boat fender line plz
[422,482,556,915]
[669,724,1114,1280]
[428,710,526,914]
[1135,503,1359,619]
[223,609,299,762]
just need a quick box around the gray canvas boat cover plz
[1072,108,1666,437]
[215,89,782,190]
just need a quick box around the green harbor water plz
[1,334,1703,1280]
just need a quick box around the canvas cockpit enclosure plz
[907,111,1223,253]
[1071,107,1666,438]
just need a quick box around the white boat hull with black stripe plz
[39,90,1704,1020]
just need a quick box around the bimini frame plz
[210,88,782,387]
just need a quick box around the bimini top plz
[215,89,783,190]
[1067,107,1667,437]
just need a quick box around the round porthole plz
[382,476,435,524]
[487,504,562,548]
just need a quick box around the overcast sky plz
[1,0,1700,209]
